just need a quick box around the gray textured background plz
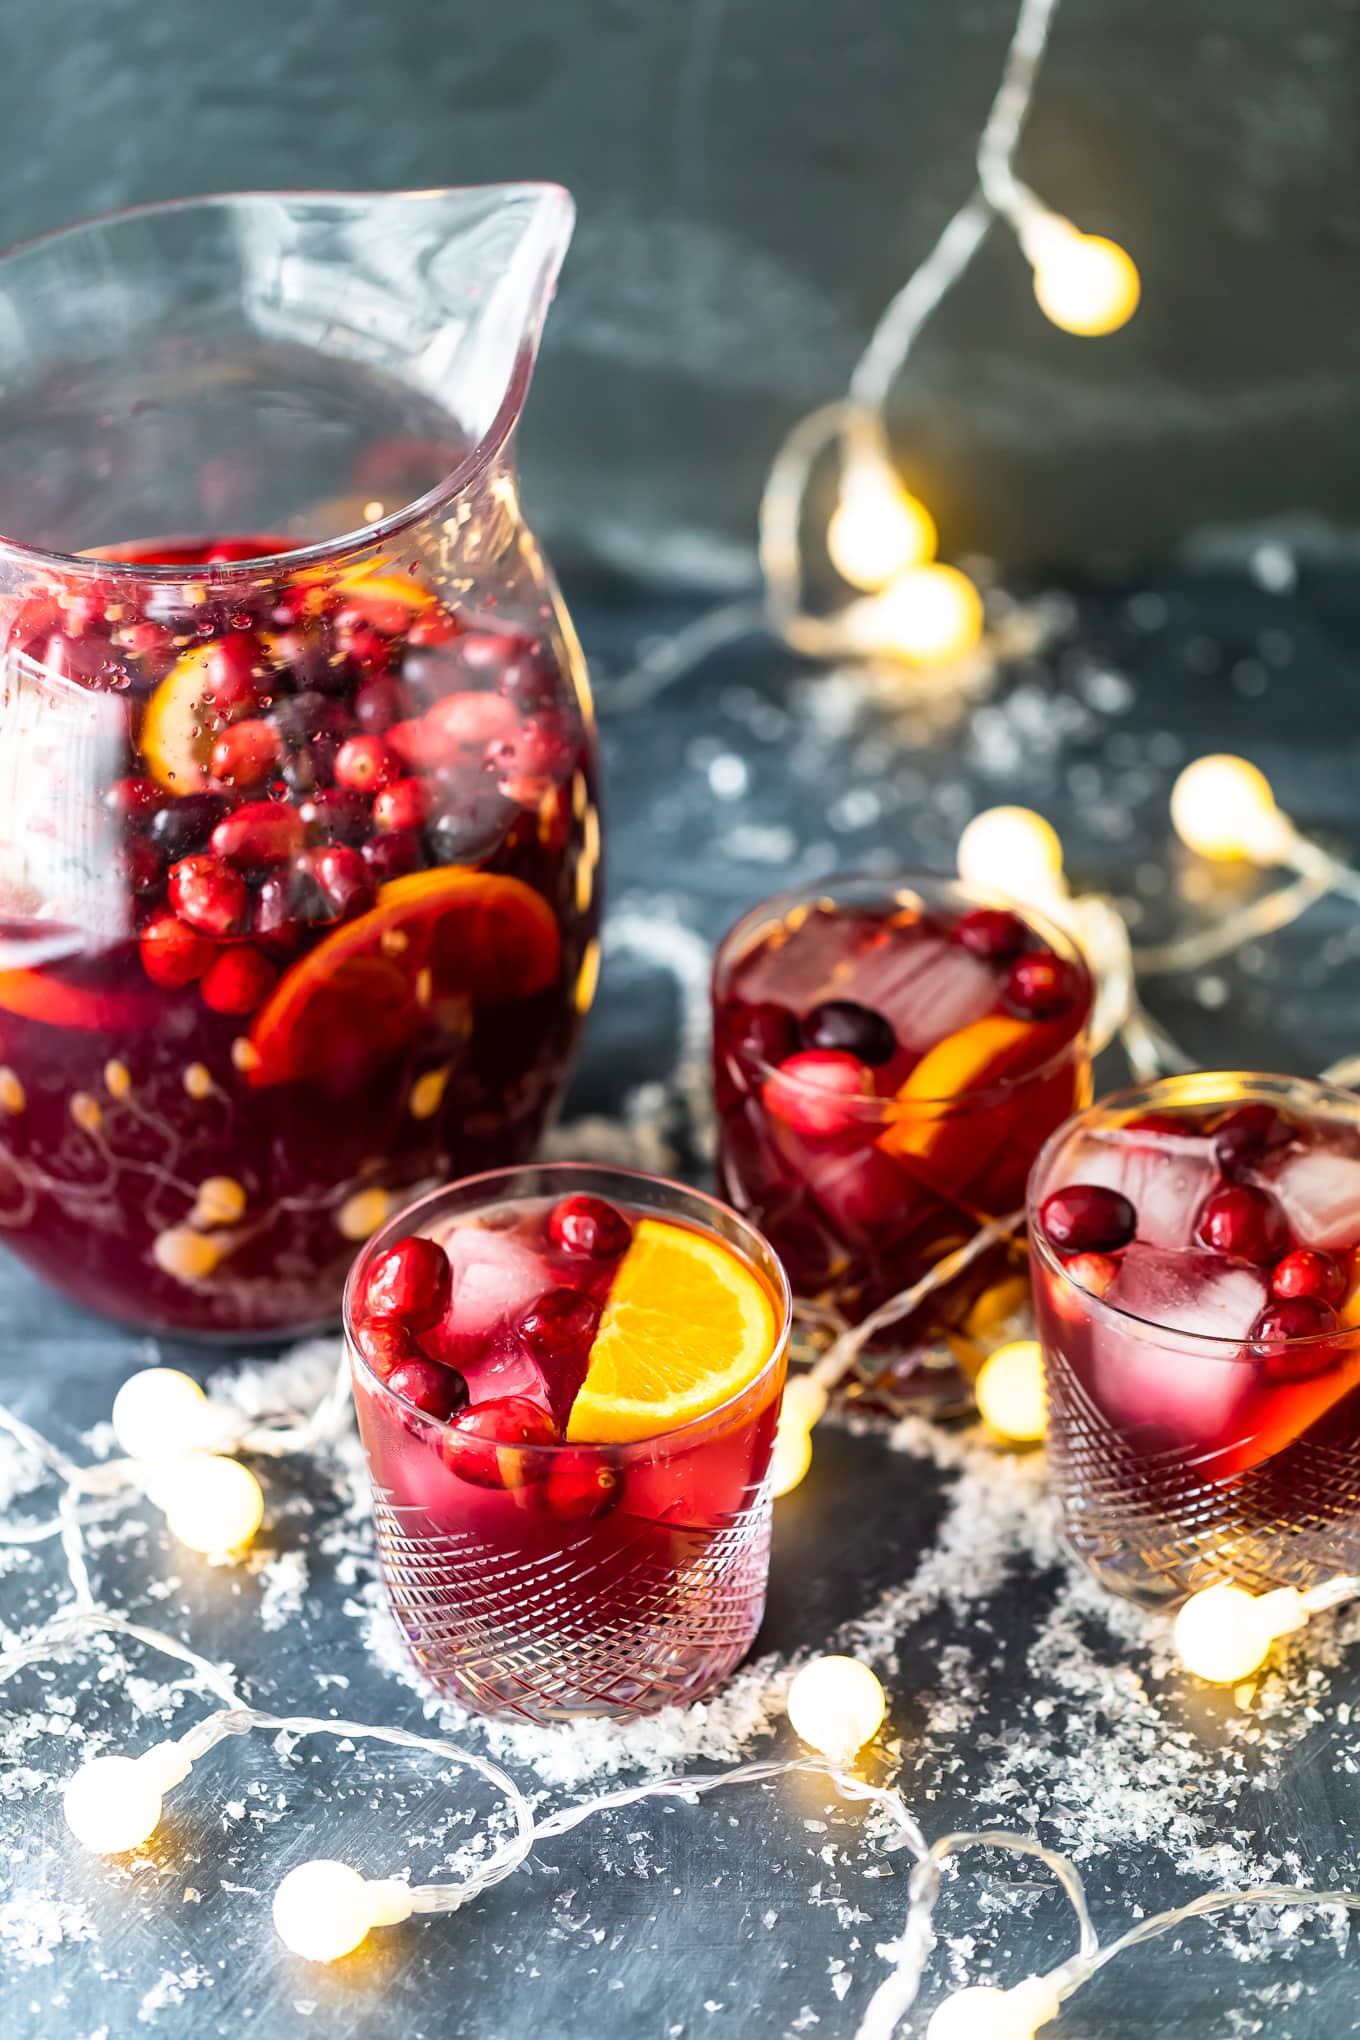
[4,0,1359,581]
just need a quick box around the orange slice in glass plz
[138,644,224,793]
[878,1013,1033,1162]
[0,967,154,1031]
[245,867,560,1088]
[567,1218,778,1444]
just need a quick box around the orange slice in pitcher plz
[246,867,560,1088]
[567,1218,778,1444]
[139,644,228,792]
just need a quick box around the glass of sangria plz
[0,189,601,1336]
[712,874,1092,1407]
[345,1164,791,1720]
[1030,1073,1360,1606]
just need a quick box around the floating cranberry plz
[1249,1295,1339,1381]
[365,1234,453,1329]
[548,1195,634,1259]
[334,734,395,793]
[354,676,407,734]
[440,1396,560,1488]
[1213,1103,1297,1178]
[118,619,176,666]
[546,1453,622,1523]
[139,910,214,989]
[387,1357,470,1421]
[801,999,897,1066]
[1271,1247,1348,1309]
[210,718,281,790]
[385,717,449,771]
[269,690,352,747]
[425,690,518,749]
[149,793,229,860]
[168,854,248,937]
[352,1314,421,1382]
[335,616,393,671]
[211,801,305,869]
[486,719,571,800]
[733,1001,800,1069]
[374,777,432,832]
[406,609,461,648]
[425,789,516,867]
[199,945,277,1016]
[203,630,265,713]
[306,843,374,921]
[761,1050,874,1138]
[1063,1251,1118,1298]
[954,908,1028,960]
[1039,1184,1137,1253]
[119,837,163,896]
[105,776,160,829]
[519,1288,601,1363]
[253,870,306,952]
[362,829,423,884]
[1194,1183,1289,1266]
[301,786,370,845]
[1005,950,1080,1019]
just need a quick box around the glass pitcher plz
[0,188,601,1339]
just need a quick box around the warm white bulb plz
[1169,754,1289,864]
[1030,223,1140,336]
[273,1859,413,1962]
[781,1375,829,1432]
[111,1368,209,1462]
[157,1454,264,1554]
[957,807,1066,905]
[770,1420,813,1497]
[787,1655,886,1761]
[1173,1583,1306,1684]
[828,468,937,591]
[63,1755,163,1854]
[852,563,984,666]
[975,1340,1046,1444]
[927,1978,1059,2040]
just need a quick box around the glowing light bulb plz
[770,1420,813,1497]
[975,1340,1046,1444]
[273,1859,414,1963]
[787,1655,886,1762]
[1173,1583,1307,1684]
[1169,754,1291,864]
[111,1368,209,1462]
[852,563,984,666]
[781,1375,829,1432]
[1028,219,1140,336]
[63,1755,165,1854]
[156,1454,264,1554]
[957,806,1066,905]
[927,1976,1061,2040]
[828,464,937,591]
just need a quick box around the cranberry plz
[1039,1184,1137,1254]
[406,610,461,649]
[149,793,229,860]
[1195,1183,1289,1266]
[272,582,333,628]
[334,734,395,792]
[253,870,306,952]
[425,789,515,866]
[546,1454,622,1523]
[387,1357,469,1421]
[335,615,393,671]
[954,908,1028,960]
[486,718,571,800]
[139,910,214,989]
[801,999,897,1066]
[354,676,407,734]
[365,1234,453,1329]
[362,829,423,884]
[105,776,160,829]
[519,1288,601,1362]
[119,836,163,896]
[209,718,281,789]
[168,854,248,937]
[199,945,277,1016]
[352,1314,421,1382]
[1214,1103,1297,1178]
[761,1050,874,1138]
[374,777,432,832]
[496,651,559,715]
[1272,1247,1348,1309]
[425,691,518,749]
[548,1195,634,1259]
[118,620,176,666]
[301,787,370,845]
[1005,950,1080,1020]
[385,717,449,771]
[440,1396,559,1488]
[733,1001,800,1069]
[305,844,374,921]
[1064,1251,1118,1298]
[211,801,305,869]
[1249,1295,1339,1381]
[268,690,352,746]
[203,631,265,714]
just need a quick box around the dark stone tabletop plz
[4,568,1360,2040]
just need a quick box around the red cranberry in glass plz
[252,871,305,953]
[732,1001,799,1068]
[119,837,163,896]
[365,1234,453,1330]
[139,910,214,989]
[1249,1295,1339,1381]
[1005,950,1079,1019]
[374,777,432,832]
[117,620,175,666]
[546,1454,622,1523]
[305,844,374,922]
[387,1357,470,1421]
[440,1396,560,1488]
[386,717,448,771]
[1272,1247,1348,1309]
[425,691,518,749]
[301,787,369,845]
[761,1050,873,1138]
[211,801,305,869]
[1214,1103,1297,1178]
[105,776,159,829]
[362,829,423,884]
[1064,1251,1118,1298]
[168,855,248,937]
[549,1195,634,1260]
[487,719,571,799]
[354,1314,422,1382]
[200,946,277,1016]
[354,676,407,734]
[519,1287,601,1363]
[150,793,228,861]
[1194,1183,1289,1266]
[336,618,393,672]
[801,999,897,1066]
[426,790,516,868]
[203,631,265,714]
[406,609,460,648]
[954,908,1028,961]
[334,734,396,793]
[1039,1184,1137,1254]
[210,718,281,790]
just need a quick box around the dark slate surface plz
[5,572,1360,2038]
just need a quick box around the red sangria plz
[1030,1075,1360,1605]
[346,1165,791,1720]
[712,875,1092,1401]
[0,189,599,1335]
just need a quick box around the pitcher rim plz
[0,183,576,584]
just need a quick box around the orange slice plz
[335,568,435,634]
[567,1218,778,1444]
[0,967,154,1032]
[246,867,560,1088]
[878,1014,1033,1162]
[139,644,224,792]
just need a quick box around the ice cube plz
[1110,1245,1266,1344]
[440,1223,547,1339]
[1057,1127,1217,1251]
[1257,1143,1360,1253]
[1091,1245,1267,1442]
[459,1333,556,1413]
[840,930,997,1053]
[733,907,868,1011]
